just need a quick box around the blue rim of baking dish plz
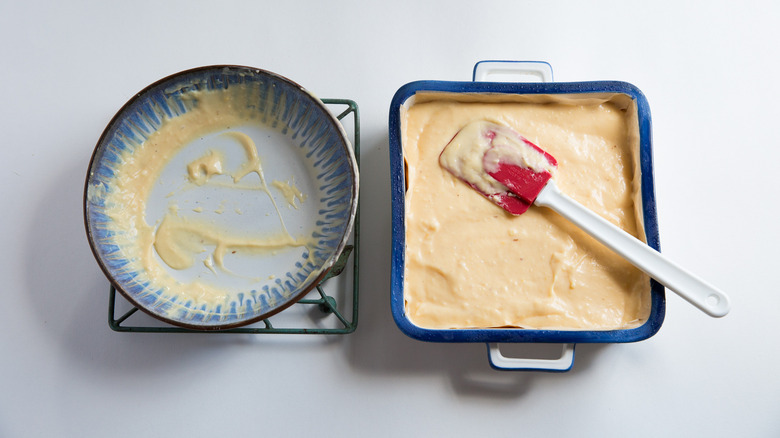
[388,80,665,343]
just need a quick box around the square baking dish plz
[388,69,665,352]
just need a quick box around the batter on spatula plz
[440,120,558,215]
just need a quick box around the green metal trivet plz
[107,98,360,334]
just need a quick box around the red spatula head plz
[484,148,556,205]
[484,189,533,215]
[439,120,557,215]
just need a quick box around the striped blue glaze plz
[85,66,358,329]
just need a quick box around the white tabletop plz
[2,1,778,436]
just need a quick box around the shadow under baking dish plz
[388,79,665,344]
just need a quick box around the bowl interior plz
[85,66,358,329]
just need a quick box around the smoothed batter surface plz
[402,92,651,330]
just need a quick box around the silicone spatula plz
[442,121,731,318]
[439,120,557,215]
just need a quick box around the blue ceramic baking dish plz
[388,61,665,370]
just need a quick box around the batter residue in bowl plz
[153,131,312,274]
[95,84,318,311]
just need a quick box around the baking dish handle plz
[474,61,575,372]
[472,60,554,83]
[487,343,575,372]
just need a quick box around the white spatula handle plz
[535,181,730,317]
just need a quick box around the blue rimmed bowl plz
[388,63,665,370]
[84,66,358,330]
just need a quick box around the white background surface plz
[2,1,779,437]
